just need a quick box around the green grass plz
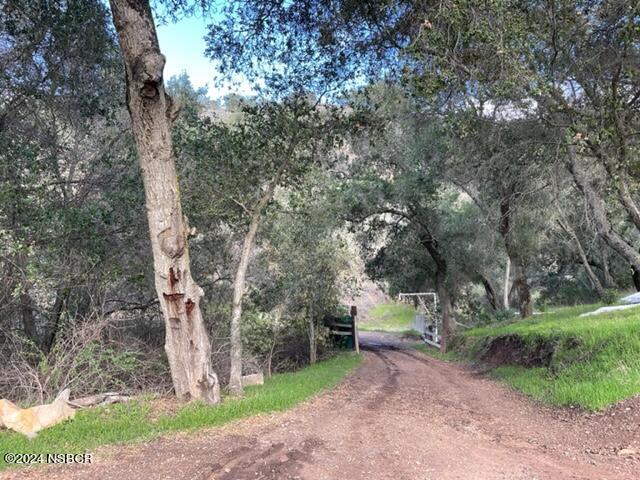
[412,342,459,361]
[0,353,362,470]
[456,303,640,410]
[359,303,417,332]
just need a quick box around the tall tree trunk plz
[228,216,259,395]
[503,256,511,310]
[308,304,317,364]
[600,243,615,288]
[566,152,640,272]
[42,287,69,353]
[479,274,498,310]
[498,197,532,318]
[228,186,276,395]
[435,266,455,352]
[418,227,456,352]
[511,261,532,317]
[557,219,605,298]
[109,0,219,403]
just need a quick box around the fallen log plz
[67,392,131,409]
[241,373,264,387]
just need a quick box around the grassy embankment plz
[372,302,640,410]
[460,304,640,410]
[0,353,362,470]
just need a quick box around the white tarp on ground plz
[621,292,640,304]
[579,303,640,317]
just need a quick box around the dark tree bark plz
[42,287,69,353]
[632,266,640,292]
[479,274,499,310]
[20,292,37,344]
[417,227,456,352]
[566,152,640,273]
[557,219,605,298]
[587,140,640,233]
[598,241,616,288]
[108,0,220,403]
[498,197,532,318]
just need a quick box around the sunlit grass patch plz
[411,343,459,361]
[359,303,416,332]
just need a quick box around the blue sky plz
[157,16,253,99]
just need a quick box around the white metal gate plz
[398,292,441,348]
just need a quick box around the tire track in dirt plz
[200,436,324,480]
[362,347,400,410]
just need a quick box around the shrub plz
[0,315,170,405]
[600,289,618,305]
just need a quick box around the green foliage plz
[0,353,362,471]
[0,0,152,363]
[5,0,640,421]
[472,306,518,327]
[412,343,459,362]
[600,289,619,306]
[241,311,280,356]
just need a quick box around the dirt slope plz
[5,332,640,480]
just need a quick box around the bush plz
[600,289,618,305]
[0,315,170,405]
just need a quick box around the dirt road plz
[5,332,640,480]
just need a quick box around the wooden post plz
[350,305,360,354]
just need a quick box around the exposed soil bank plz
[479,333,563,367]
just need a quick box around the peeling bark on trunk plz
[566,152,640,272]
[109,0,219,403]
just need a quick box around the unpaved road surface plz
[5,332,640,480]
